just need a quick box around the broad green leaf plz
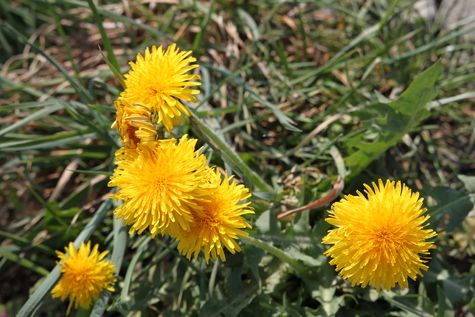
[199,299,228,317]
[344,61,442,177]
[388,60,442,116]
[436,285,455,317]
[255,209,280,235]
[458,174,475,193]
[425,186,473,232]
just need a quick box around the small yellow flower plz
[322,179,436,291]
[172,169,254,263]
[108,135,210,237]
[121,44,201,132]
[51,242,116,315]
[111,97,157,148]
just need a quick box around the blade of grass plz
[192,0,215,52]
[49,1,80,77]
[99,48,126,89]
[0,230,54,254]
[26,185,68,228]
[0,247,50,276]
[62,0,172,44]
[90,216,127,316]
[211,65,299,131]
[0,100,59,112]
[382,23,475,65]
[0,131,96,151]
[291,23,379,86]
[378,0,401,30]
[120,235,151,304]
[0,103,63,137]
[86,0,120,72]
[2,23,93,104]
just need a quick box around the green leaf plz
[0,247,49,276]
[237,8,261,40]
[210,66,299,132]
[190,113,273,193]
[99,48,126,89]
[90,217,127,317]
[436,285,455,317]
[199,299,227,317]
[458,174,475,193]
[382,295,427,317]
[0,103,63,137]
[255,209,280,235]
[388,60,442,116]
[0,130,96,151]
[344,61,443,177]
[425,186,473,232]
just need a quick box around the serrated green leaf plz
[436,285,455,317]
[425,186,473,232]
[388,60,442,116]
[344,62,442,178]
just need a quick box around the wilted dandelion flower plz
[108,135,210,237]
[121,44,201,132]
[51,242,116,315]
[111,97,157,148]
[322,179,436,291]
[172,169,254,263]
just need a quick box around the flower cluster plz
[52,44,254,314]
[109,44,254,262]
[322,179,436,291]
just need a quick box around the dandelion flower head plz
[121,44,201,132]
[111,97,157,148]
[322,179,436,291]
[172,168,254,263]
[51,242,116,315]
[108,135,211,237]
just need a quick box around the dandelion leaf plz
[388,60,442,116]
[425,185,473,232]
[437,285,455,317]
[344,61,442,177]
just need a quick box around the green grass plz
[1,0,475,316]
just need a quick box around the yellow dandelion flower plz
[172,169,254,263]
[51,242,116,315]
[111,97,157,148]
[108,135,210,237]
[322,179,436,291]
[121,44,201,132]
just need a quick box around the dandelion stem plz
[240,235,316,280]
[190,113,274,193]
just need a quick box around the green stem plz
[240,235,316,280]
[190,113,274,193]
